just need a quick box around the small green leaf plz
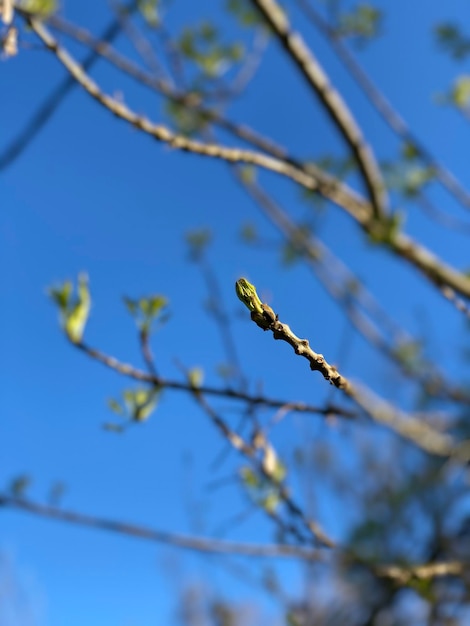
[133,388,159,421]
[226,0,263,27]
[408,576,435,602]
[124,293,169,334]
[165,99,210,136]
[260,492,281,513]
[137,0,159,26]
[48,280,72,310]
[367,212,405,245]
[337,3,382,43]
[240,466,260,488]
[22,0,57,17]
[401,141,420,161]
[271,459,286,483]
[452,75,470,107]
[121,387,160,422]
[188,367,204,389]
[48,274,91,343]
[64,273,90,343]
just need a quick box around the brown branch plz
[47,14,285,159]
[2,494,464,582]
[295,0,470,213]
[25,18,320,190]
[74,341,354,418]
[26,14,373,223]
[250,0,387,219]
[239,290,456,456]
[28,16,470,304]
[0,494,324,560]
[235,170,470,404]
[187,389,335,548]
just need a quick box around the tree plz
[2,0,470,624]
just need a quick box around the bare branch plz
[234,170,470,404]
[295,0,470,213]
[1,495,464,582]
[249,0,388,219]
[235,280,456,456]
[25,14,373,219]
[28,16,470,305]
[0,494,324,560]
[74,341,354,418]
[47,14,284,159]
[110,0,166,78]
[188,390,335,548]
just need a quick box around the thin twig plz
[1,494,464,582]
[250,0,388,219]
[0,494,324,559]
[189,389,335,548]
[0,1,138,171]
[208,28,269,101]
[110,0,166,78]
[74,341,354,418]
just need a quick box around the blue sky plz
[1,1,470,624]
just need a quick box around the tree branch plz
[235,279,456,457]
[0,494,324,560]
[234,170,470,404]
[74,341,354,418]
[27,15,470,304]
[1,494,464,583]
[295,0,470,213]
[249,0,387,219]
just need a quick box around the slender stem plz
[0,494,324,559]
[75,341,354,417]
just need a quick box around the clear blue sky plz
[1,1,469,624]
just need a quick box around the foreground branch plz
[234,169,470,404]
